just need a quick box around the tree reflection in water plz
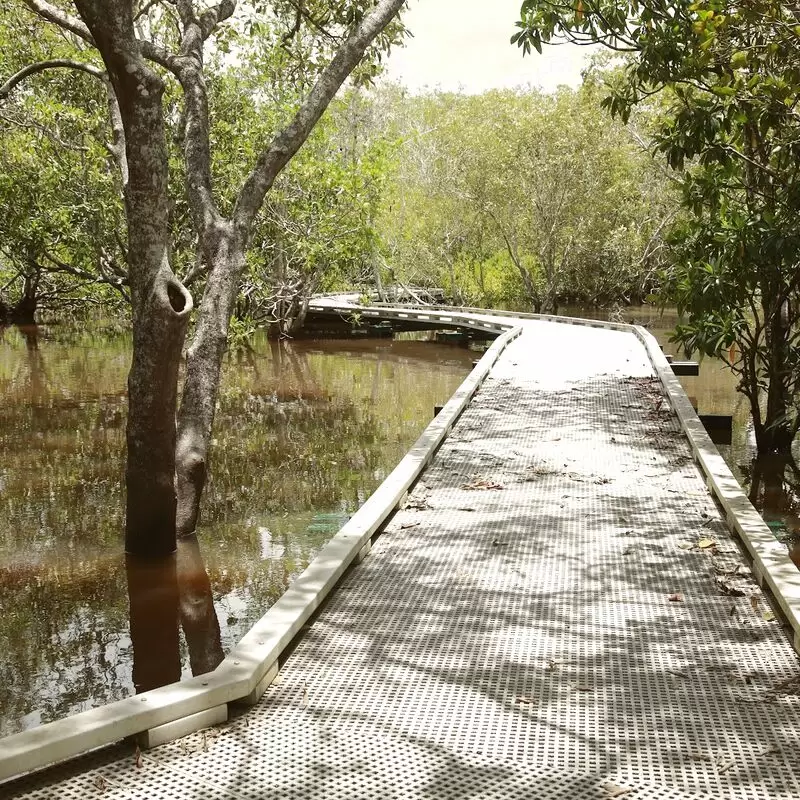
[176,535,224,677]
[126,535,223,693]
[126,553,180,693]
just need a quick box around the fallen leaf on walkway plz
[717,758,735,774]
[697,538,717,549]
[667,668,688,678]
[766,676,800,697]
[520,465,560,480]
[405,497,432,510]
[677,541,694,550]
[714,576,745,596]
[603,783,633,798]
[94,776,107,793]
[668,593,684,602]
[750,596,760,612]
[301,685,309,708]
[516,695,534,704]
[400,522,420,529]
[762,610,776,622]
[134,746,143,769]
[574,683,593,692]
[460,479,504,490]
[457,507,476,512]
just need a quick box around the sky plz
[383,0,593,94]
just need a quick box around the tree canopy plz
[377,82,676,312]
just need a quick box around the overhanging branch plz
[233,0,405,233]
[0,59,104,100]
[21,0,95,44]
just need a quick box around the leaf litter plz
[460,478,504,490]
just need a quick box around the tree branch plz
[233,0,405,234]
[134,0,164,22]
[0,59,104,100]
[198,0,236,40]
[0,57,129,188]
[21,0,95,44]
[43,250,130,301]
[0,108,87,151]
[283,0,339,43]
[169,1,237,235]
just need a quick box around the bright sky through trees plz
[383,0,592,93]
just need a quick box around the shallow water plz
[0,326,475,735]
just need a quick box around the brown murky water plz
[0,325,475,735]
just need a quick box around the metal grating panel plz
[5,319,799,800]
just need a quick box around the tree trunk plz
[64,0,406,551]
[175,222,245,537]
[73,1,194,556]
[126,271,192,555]
[541,292,558,316]
[541,255,558,315]
[10,273,39,324]
[372,244,386,302]
[747,454,790,513]
[757,293,795,455]
[0,273,39,325]
[286,295,310,336]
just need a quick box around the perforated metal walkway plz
[6,320,800,799]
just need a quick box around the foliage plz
[0,10,127,320]
[238,88,398,333]
[377,82,676,311]
[0,6,402,329]
[515,0,800,453]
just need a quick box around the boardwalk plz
[5,315,800,799]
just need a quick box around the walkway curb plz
[634,326,800,656]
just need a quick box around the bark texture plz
[176,222,245,536]
[73,0,193,556]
